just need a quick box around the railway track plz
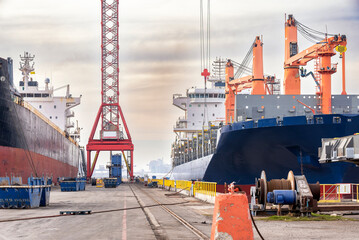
[129,184,210,240]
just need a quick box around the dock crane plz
[284,14,347,114]
[86,0,134,180]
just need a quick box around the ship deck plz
[0,183,359,239]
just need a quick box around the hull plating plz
[172,154,212,180]
[0,146,78,183]
[203,114,359,185]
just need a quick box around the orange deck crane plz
[284,14,347,114]
[225,36,277,124]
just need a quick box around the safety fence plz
[194,181,217,197]
[319,184,359,203]
[163,179,175,189]
[144,179,217,202]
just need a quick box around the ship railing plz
[319,184,359,203]
[19,101,78,147]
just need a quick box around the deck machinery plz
[86,0,134,180]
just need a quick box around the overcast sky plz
[0,0,358,171]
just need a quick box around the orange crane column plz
[319,52,334,114]
[341,51,347,95]
[252,36,265,95]
[284,14,300,95]
[225,60,235,124]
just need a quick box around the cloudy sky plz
[0,0,358,171]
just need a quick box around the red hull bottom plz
[0,146,78,184]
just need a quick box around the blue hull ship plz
[203,114,359,185]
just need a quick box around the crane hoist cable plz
[234,39,255,79]
[200,0,211,127]
[295,18,336,43]
[200,0,210,77]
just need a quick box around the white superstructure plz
[171,58,226,173]
[17,52,81,141]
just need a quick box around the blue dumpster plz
[40,177,52,206]
[76,177,86,191]
[59,178,78,191]
[0,176,49,208]
[60,177,86,191]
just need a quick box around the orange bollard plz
[211,193,254,240]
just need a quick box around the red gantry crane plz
[86,0,134,180]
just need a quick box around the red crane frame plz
[86,0,134,180]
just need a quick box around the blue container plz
[111,154,122,185]
[104,178,117,188]
[0,177,46,208]
[267,190,297,205]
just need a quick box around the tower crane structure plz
[86,0,134,180]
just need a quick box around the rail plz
[319,184,359,203]
[147,179,217,198]
[194,181,217,197]
[164,179,175,189]
[320,184,341,203]
[176,180,192,192]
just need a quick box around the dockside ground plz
[0,184,358,239]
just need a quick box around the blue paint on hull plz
[203,114,359,185]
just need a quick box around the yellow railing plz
[194,181,217,197]
[176,180,192,191]
[320,184,341,203]
[151,179,163,186]
[164,179,175,188]
[320,184,359,203]
[145,179,217,198]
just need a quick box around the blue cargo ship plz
[171,15,359,192]
[203,114,359,186]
